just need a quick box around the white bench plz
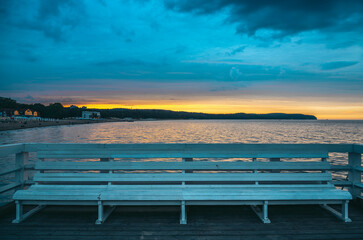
[12,146,352,224]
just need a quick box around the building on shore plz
[1,109,39,118]
[82,111,101,119]
[16,109,39,117]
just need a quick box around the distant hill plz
[0,96,317,120]
[98,108,317,120]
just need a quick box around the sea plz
[0,120,362,145]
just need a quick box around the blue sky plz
[0,0,362,118]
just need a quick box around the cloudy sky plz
[0,0,362,119]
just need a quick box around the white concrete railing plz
[0,143,362,205]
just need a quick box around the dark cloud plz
[111,25,135,42]
[94,58,158,67]
[16,96,88,105]
[164,0,363,39]
[209,85,243,92]
[174,45,187,54]
[5,0,85,42]
[25,95,35,100]
[227,46,246,56]
[326,41,357,49]
[97,0,107,7]
[14,20,65,42]
[0,0,13,17]
[18,48,39,63]
[321,61,359,70]
[38,0,75,20]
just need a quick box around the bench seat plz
[14,184,351,202]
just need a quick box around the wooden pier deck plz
[1,202,362,240]
[1,143,362,239]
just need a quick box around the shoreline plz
[0,119,126,132]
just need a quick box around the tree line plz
[0,97,80,119]
[0,97,317,120]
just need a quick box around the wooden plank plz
[329,165,351,171]
[0,143,24,157]
[33,172,332,182]
[24,164,35,170]
[178,194,352,201]
[37,151,329,159]
[353,144,363,154]
[35,161,331,171]
[15,152,28,190]
[0,166,22,176]
[332,180,352,186]
[29,184,334,190]
[15,190,106,196]
[13,194,101,201]
[28,143,188,152]
[24,143,356,154]
[13,189,104,201]
[348,152,361,198]
[179,189,348,195]
[99,189,351,201]
[29,185,110,190]
[0,182,21,193]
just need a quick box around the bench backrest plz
[34,148,332,187]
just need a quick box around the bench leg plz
[12,201,45,223]
[320,200,352,223]
[250,201,271,224]
[96,201,115,224]
[342,200,351,222]
[12,201,23,223]
[180,200,187,224]
[96,201,103,224]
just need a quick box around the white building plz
[82,111,101,119]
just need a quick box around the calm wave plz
[0,120,362,145]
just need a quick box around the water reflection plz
[0,120,362,145]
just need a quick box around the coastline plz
[0,119,125,132]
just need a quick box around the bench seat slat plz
[29,184,334,190]
[100,189,351,201]
[13,190,103,201]
[35,161,331,171]
[33,172,332,182]
[28,185,109,190]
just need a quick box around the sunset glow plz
[65,100,363,120]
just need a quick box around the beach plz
[0,119,123,131]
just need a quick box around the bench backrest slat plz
[37,151,329,159]
[34,172,332,182]
[35,161,330,171]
